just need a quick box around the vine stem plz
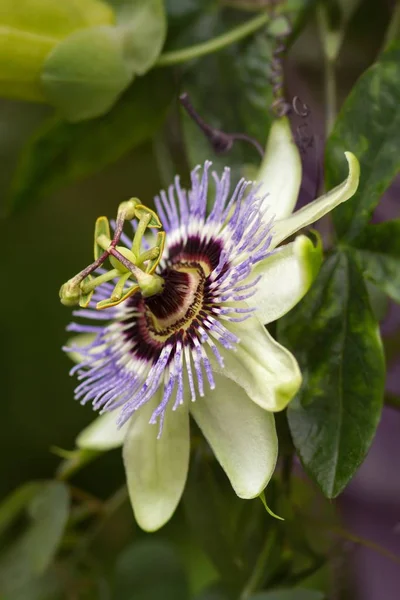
[54,448,102,482]
[324,54,337,136]
[156,12,270,67]
[70,486,129,563]
[382,0,400,52]
[296,510,400,567]
[317,4,338,136]
[239,529,277,599]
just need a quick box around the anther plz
[60,198,166,310]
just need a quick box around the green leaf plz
[194,586,230,600]
[0,481,70,599]
[383,1,400,52]
[278,251,385,498]
[163,0,202,21]
[41,25,133,122]
[12,568,63,600]
[364,280,389,322]
[40,1,166,121]
[113,539,189,600]
[8,69,174,213]
[353,220,400,304]
[234,488,284,590]
[0,0,115,102]
[182,457,244,587]
[281,475,338,560]
[183,459,281,592]
[114,0,167,75]
[325,41,400,241]
[251,590,324,600]
[0,482,41,538]
[0,0,114,37]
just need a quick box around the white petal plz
[214,317,301,412]
[123,394,190,532]
[257,117,302,220]
[271,152,360,247]
[190,374,278,499]
[248,234,322,324]
[76,410,129,450]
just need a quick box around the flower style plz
[63,118,359,532]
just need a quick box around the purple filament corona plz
[64,162,275,435]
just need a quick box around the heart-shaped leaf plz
[278,251,385,498]
[326,41,400,240]
[41,25,133,122]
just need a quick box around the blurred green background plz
[0,101,164,498]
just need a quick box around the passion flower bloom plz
[64,119,359,531]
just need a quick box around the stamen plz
[59,198,166,309]
[80,269,120,295]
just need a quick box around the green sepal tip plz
[94,216,111,260]
[59,281,80,306]
[146,231,166,273]
[79,274,94,308]
[134,204,162,228]
[259,491,284,521]
[96,284,139,310]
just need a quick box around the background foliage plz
[1,0,400,598]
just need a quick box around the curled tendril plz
[268,1,293,117]
[266,2,315,156]
[292,95,310,118]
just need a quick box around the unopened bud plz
[118,199,140,221]
[59,280,81,306]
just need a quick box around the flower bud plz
[59,280,81,306]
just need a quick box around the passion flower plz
[62,119,359,531]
